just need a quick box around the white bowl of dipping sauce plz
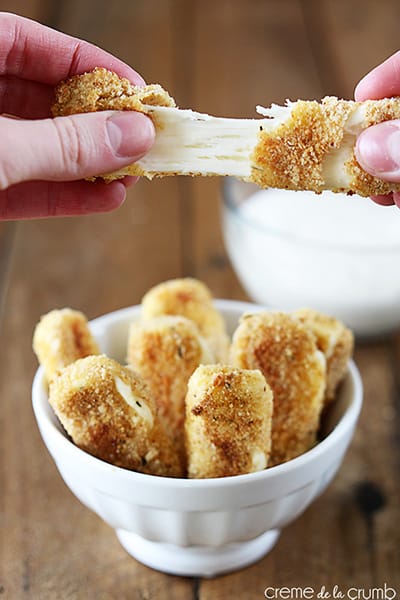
[222,179,400,338]
[32,301,362,578]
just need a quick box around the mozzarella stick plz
[293,308,354,406]
[49,355,184,477]
[141,278,230,362]
[185,365,273,478]
[126,315,213,457]
[230,312,326,466]
[52,67,400,196]
[33,308,99,383]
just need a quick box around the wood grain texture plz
[301,0,400,98]
[0,0,399,598]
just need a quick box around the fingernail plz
[106,112,155,158]
[356,122,400,176]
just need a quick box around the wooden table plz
[0,1,399,597]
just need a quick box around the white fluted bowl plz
[32,300,363,577]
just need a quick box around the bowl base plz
[116,528,280,577]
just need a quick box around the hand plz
[355,51,400,207]
[0,12,155,220]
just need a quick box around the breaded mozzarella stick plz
[141,278,230,362]
[49,355,184,477]
[185,365,273,478]
[293,308,354,406]
[52,68,400,196]
[33,308,99,383]
[126,315,213,457]
[230,312,326,466]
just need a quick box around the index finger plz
[355,50,400,101]
[0,12,145,85]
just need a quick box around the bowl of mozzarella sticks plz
[32,278,362,577]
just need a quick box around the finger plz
[0,179,128,220]
[0,111,154,188]
[393,192,400,208]
[355,121,400,182]
[370,194,395,206]
[0,12,145,85]
[355,50,400,101]
[122,176,139,188]
[0,76,54,118]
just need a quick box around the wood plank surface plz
[0,2,192,599]
[0,1,399,598]
[305,0,400,98]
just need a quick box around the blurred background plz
[0,1,399,597]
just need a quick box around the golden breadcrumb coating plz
[51,67,176,182]
[185,365,273,478]
[49,355,184,477]
[52,68,220,183]
[252,96,400,196]
[252,98,351,192]
[126,315,213,457]
[293,308,354,406]
[33,308,99,383]
[141,278,230,362]
[230,312,326,466]
[52,67,175,116]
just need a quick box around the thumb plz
[0,111,154,189]
[356,121,400,182]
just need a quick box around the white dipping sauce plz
[223,188,400,337]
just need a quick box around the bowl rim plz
[32,300,363,491]
[222,177,400,253]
